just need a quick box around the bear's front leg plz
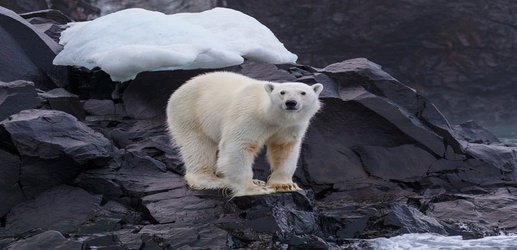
[266,138,303,193]
[216,139,273,197]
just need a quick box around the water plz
[366,233,517,250]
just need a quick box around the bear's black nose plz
[285,100,297,108]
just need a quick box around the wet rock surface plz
[1,8,517,249]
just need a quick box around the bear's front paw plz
[268,183,301,193]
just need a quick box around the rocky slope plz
[220,0,517,139]
[1,7,517,250]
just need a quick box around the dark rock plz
[0,0,48,13]
[221,1,517,134]
[49,0,101,21]
[3,185,101,236]
[39,88,86,120]
[20,9,72,24]
[0,6,67,89]
[354,144,437,181]
[139,223,227,249]
[0,80,40,122]
[428,187,517,238]
[0,150,25,217]
[239,61,297,82]
[464,143,517,174]
[383,203,446,235]
[319,59,447,156]
[75,152,184,199]
[83,99,116,116]
[81,234,124,250]
[21,9,71,42]
[3,230,82,250]
[454,121,501,144]
[122,70,209,119]
[0,109,112,165]
[142,188,225,224]
[218,191,322,246]
[19,156,80,199]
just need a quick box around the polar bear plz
[166,72,323,196]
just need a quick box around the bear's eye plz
[301,91,306,95]
[280,91,285,95]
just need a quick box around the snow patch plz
[53,8,297,82]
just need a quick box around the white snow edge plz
[53,7,298,82]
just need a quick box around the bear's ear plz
[312,83,324,95]
[264,83,275,93]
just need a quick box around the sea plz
[365,233,517,250]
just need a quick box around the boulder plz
[0,80,40,122]
[221,0,517,134]
[2,185,101,236]
[0,6,67,89]
[3,230,81,250]
[0,109,112,165]
[20,9,71,42]
[39,88,85,120]
[75,152,184,199]
[0,150,25,216]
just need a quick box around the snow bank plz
[53,8,298,82]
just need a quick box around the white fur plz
[166,72,323,196]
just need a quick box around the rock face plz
[0,6,68,89]
[0,80,40,122]
[1,7,517,249]
[220,0,517,138]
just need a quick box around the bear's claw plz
[252,179,266,186]
[269,183,301,193]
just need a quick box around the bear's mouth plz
[284,107,299,111]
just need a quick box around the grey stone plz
[4,230,81,250]
[0,149,24,216]
[354,144,437,181]
[39,88,85,120]
[0,80,40,122]
[3,185,101,236]
[0,6,67,89]
[0,109,112,165]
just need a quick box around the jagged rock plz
[354,144,437,181]
[3,230,82,250]
[75,152,184,200]
[19,156,80,199]
[2,185,101,236]
[222,0,517,134]
[39,88,85,120]
[121,69,209,119]
[50,0,101,21]
[0,109,112,165]
[383,203,446,235]
[138,223,227,249]
[0,150,25,216]
[0,0,48,13]
[428,187,517,238]
[453,121,501,144]
[20,9,71,42]
[0,6,67,89]
[0,80,40,122]
[142,188,224,224]
[83,99,116,116]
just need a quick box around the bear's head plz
[264,82,323,121]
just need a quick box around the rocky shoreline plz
[1,6,517,249]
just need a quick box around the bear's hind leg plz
[216,140,274,197]
[176,133,226,190]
